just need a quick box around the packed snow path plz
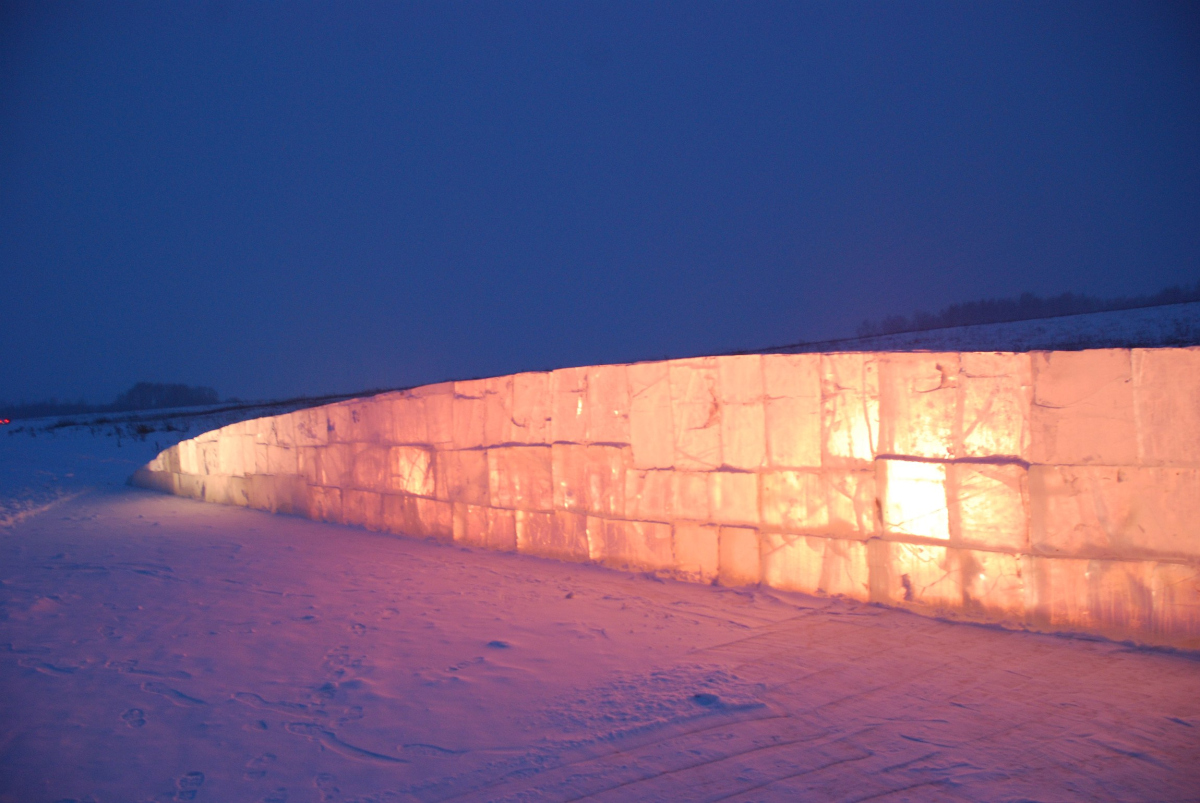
[2,489,1199,803]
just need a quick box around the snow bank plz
[794,299,1200,353]
[133,348,1200,649]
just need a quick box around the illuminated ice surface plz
[3,414,1199,803]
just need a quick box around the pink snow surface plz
[1,491,1198,802]
[2,421,1200,802]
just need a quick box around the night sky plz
[2,2,1198,404]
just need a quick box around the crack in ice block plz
[869,541,960,608]
[485,507,517,552]
[433,450,488,506]
[585,365,631,444]
[673,522,719,582]
[584,445,630,517]
[1132,347,1200,466]
[216,434,249,477]
[586,518,674,571]
[343,489,384,531]
[761,533,869,600]
[510,372,552,445]
[488,446,554,511]
[305,485,342,524]
[376,393,428,446]
[1026,556,1200,647]
[326,400,378,444]
[952,463,1028,551]
[383,494,452,541]
[265,414,296,448]
[551,443,586,511]
[879,353,960,459]
[514,510,582,560]
[623,469,673,522]
[670,359,722,471]
[545,511,590,562]
[763,354,821,469]
[1031,350,1136,466]
[1030,465,1200,559]
[958,548,1026,619]
[550,367,589,444]
[452,379,489,450]
[761,469,878,537]
[292,407,329,447]
[717,355,766,470]
[670,471,711,522]
[710,470,759,526]
[351,444,389,492]
[629,362,675,469]
[452,502,488,547]
[959,352,1031,459]
[388,446,433,496]
[481,375,516,447]
[301,443,353,488]
[416,383,455,449]
[821,353,879,466]
[718,526,761,586]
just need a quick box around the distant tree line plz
[1,382,220,421]
[855,281,1200,338]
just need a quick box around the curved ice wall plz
[134,349,1200,649]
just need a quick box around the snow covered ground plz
[0,398,352,530]
[3,404,1200,801]
[785,300,1200,354]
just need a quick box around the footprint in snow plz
[338,705,364,724]
[447,656,485,672]
[174,771,204,801]
[244,752,277,780]
[350,623,366,636]
[261,788,287,803]
[322,647,365,678]
[18,657,79,675]
[486,640,510,649]
[141,681,205,706]
[234,691,310,714]
[121,708,146,728]
[403,743,464,756]
[108,659,192,679]
[313,773,339,802]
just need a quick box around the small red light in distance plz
[0,419,9,424]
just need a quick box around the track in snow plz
[2,489,1197,803]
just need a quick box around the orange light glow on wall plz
[133,348,1200,650]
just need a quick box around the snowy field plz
[785,300,1200,354]
[4,419,1200,802]
[5,309,1200,803]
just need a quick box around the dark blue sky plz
[2,2,1198,403]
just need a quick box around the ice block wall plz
[133,349,1200,649]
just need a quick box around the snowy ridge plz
[780,300,1200,354]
